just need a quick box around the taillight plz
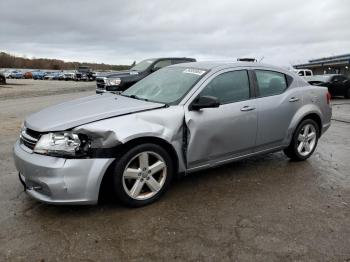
[326,92,331,105]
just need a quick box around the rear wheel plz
[284,119,319,161]
[112,143,174,207]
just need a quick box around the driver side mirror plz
[189,96,220,111]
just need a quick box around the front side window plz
[122,67,207,105]
[255,70,287,97]
[199,70,250,104]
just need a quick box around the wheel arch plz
[116,136,180,173]
[298,113,322,136]
[98,136,180,202]
[285,106,323,146]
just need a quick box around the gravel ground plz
[0,81,349,261]
[0,79,95,100]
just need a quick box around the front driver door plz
[184,69,258,170]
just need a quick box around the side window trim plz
[171,59,184,65]
[247,70,258,98]
[153,59,172,69]
[253,69,289,98]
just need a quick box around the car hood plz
[25,94,165,132]
[99,70,139,79]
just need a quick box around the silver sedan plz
[13,62,332,207]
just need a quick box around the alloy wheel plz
[122,151,167,200]
[297,123,317,156]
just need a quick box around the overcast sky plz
[1,0,349,66]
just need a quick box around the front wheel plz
[112,143,174,207]
[284,119,319,161]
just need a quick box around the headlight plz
[34,132,87,157]
[106,78,121,86]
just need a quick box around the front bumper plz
[13,140,114,205]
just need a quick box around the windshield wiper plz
[121,94,170,107]
[121,94,148,101]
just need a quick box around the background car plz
[75,66,95,81]
[306,74,350,98]
[32,71,47,80]
[75,72,88,81]
[54,72,65,80]
[9,70,24,79]
[23,71,33,79]
[0,72,6,84]
[96,57,196,94]
[64,72,76,81]
[3,70,13,78]
[43,72,56,80]
[43,72,64,80]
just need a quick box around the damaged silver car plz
[13,62,332,207]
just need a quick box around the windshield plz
[131,59,155,71]
[122,67,207,105]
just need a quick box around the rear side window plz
[255,70,287,97]
[305,70,312,76]
[200,70,250,104]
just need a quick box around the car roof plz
[148,57,196,61]
[171,61,285,71]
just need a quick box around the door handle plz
[240,106,256,112]
[289,97,300,102]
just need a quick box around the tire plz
[112,143,174,207]
[283,119,319,161]
[345,88,350,99]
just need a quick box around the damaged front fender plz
[73,106,187,172]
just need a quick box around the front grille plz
[106,86,119,91]
[20,128,41,150]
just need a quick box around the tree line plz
[0,52,131,71]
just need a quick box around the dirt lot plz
[0,79,95,100]
[0,81,350,261]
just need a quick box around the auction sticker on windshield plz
[183,68,206,76]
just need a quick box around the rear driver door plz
[253,69,302,151]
